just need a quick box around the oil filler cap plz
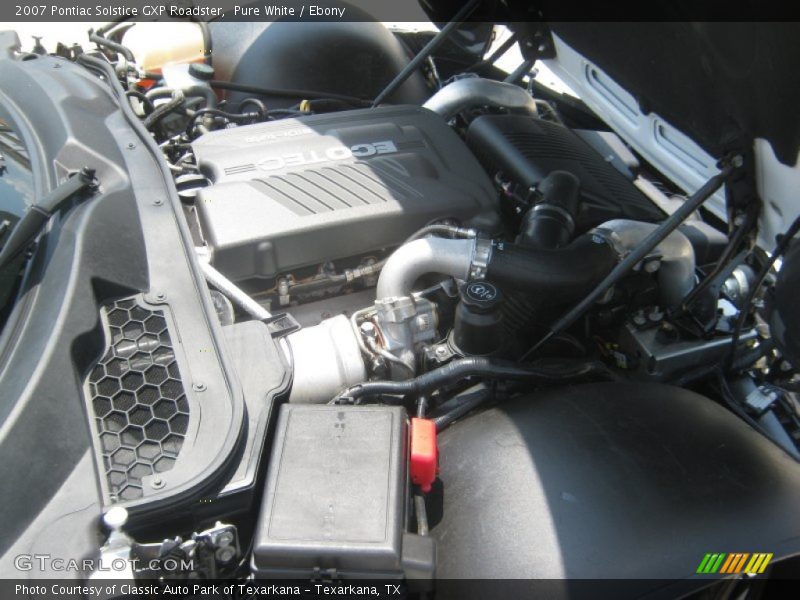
[451,281,504,356]
[462,281,502,312]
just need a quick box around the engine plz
[189,99,715,406]
[79,20,799,590]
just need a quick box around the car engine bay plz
[2,15,800,596]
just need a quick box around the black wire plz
[504,57,537,85]
[680,203,758,309]
[332,357,616,405]
[468,32,520,73]
[193,107,263,122]
[432,387,493,432]
[726,214,800,369]
[371,0,483,107]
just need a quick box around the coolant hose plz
[332,357,614,404]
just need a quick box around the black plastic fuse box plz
[252,404,433,578]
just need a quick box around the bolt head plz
[216,531,235,547]
[644,259,661,273]
[215,546,236,563]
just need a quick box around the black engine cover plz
[432,383,800,591]
[466,114,665,232]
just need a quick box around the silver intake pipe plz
[287,315,367,403]
[376,237,477,300]
[592,219,696,307]
[423,78,538,121]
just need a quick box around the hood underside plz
[546,22,800,168]
[422,1,800,168]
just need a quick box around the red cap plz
[410,418,438,493]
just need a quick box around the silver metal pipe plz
[287,315,366,403]
[592,219,696,308]
[376,237,476,300]
[422,78,538,121]
[199,260,272,320]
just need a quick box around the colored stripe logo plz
[696,553,773,575]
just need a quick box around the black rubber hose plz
[238,97,268,116]
[487,234,618,303]
[517,170,581,249]
[125,90,154,115]
[148,85,217,110]
[142,90,185,130]
[89,31,134,62]
[432,387,493,432]
[333,357,614,404]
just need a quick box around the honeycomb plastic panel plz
[86,298,190,502]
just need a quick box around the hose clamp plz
[532,203,575,236]
[469,235,493,280]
